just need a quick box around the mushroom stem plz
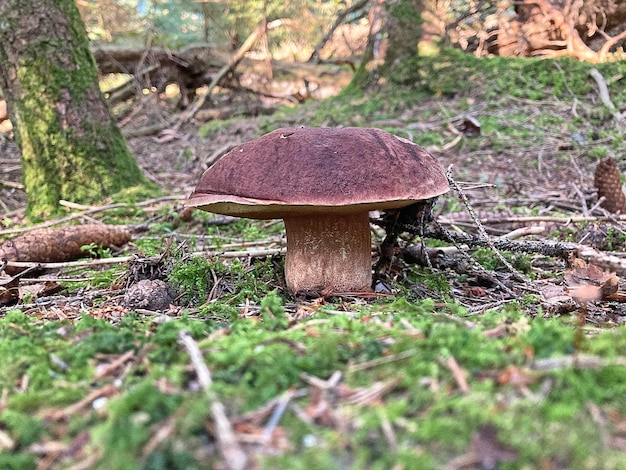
[283,212,373,293]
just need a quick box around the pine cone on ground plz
[594,157,626,213]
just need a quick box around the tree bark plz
[381,0,424,81]
[349,0,385,90]
[0,0,152,218]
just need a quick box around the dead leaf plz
[497,365,537,386]
[539,283,577,314]
[19,281,64,301]
[565,259,619,303]
[457,116,481,137]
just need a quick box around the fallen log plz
[92,43,353,109]
[0,224,131,275]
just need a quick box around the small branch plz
[447,169,530,283]
[501,226,545,240]
[424,225,626,276]
[438,355,470,395]
[261,389,294,445]
[438,214,626,226]
[423,226,578,259]
[5,255,137,272]
[307,0,369,63]
[597,29,626,61]
[589,68,619,117]
[532,354,626,371]
[178,331,247,470]
[348,349,417,373]
[44,384,119,421]
[93,349,135,381]
[589,68,624,124]
[5,247,284,272]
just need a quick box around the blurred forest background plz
[2,0,626,136]
[3,0,626,135]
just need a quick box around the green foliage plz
[81,242,112,258]
[392,48,626,104]
[168,254,280,309]
[2,293,626,467]
[260,289,288,330]
[168,256,215,305]
[93,380,184,468]
[0,409,44,446]
[406,268,452,295]
[0,452,36,469]
[198,118,239,139]
[605,225,626,251]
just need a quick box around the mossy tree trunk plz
[383,0,424,73]
[350,0,425,90]
[349,0,385,90]
[0,0,151,219]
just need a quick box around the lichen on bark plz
[0,0,154,219]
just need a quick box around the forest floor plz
[1,50,626,468]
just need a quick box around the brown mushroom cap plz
[186,127,449,294]
[186,127,449,217]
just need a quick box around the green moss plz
[168,255,280,307]
[260,289,288,330]
[0,452,36,469]
[93,380,185,469]
[0,409,44,446]
[392,48,626,103]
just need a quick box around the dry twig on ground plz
[178,331,247,470]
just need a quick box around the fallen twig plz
[439,355,470,394]
[348,349,417,373]
[438,214,626,226]
[5,255,138,272]
[4,247,284,272]
[423,226,579,259]
[343,377,401,405]
[178,331,247,470]
[532,354,626,371]
[589,68,623,122]
[446,169,531,284]
[174,21,267,129]
[44,384,119,421]
[93,349,135,381]
[261,389,295,445]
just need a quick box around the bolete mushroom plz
[186,127,449,294]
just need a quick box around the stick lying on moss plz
[0,224,131,275]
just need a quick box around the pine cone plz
[594,157,626,213]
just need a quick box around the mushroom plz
[185,127,449,294]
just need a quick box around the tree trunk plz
[349,0,385,90]
[0,0,152,218]
[381,0,424,81]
